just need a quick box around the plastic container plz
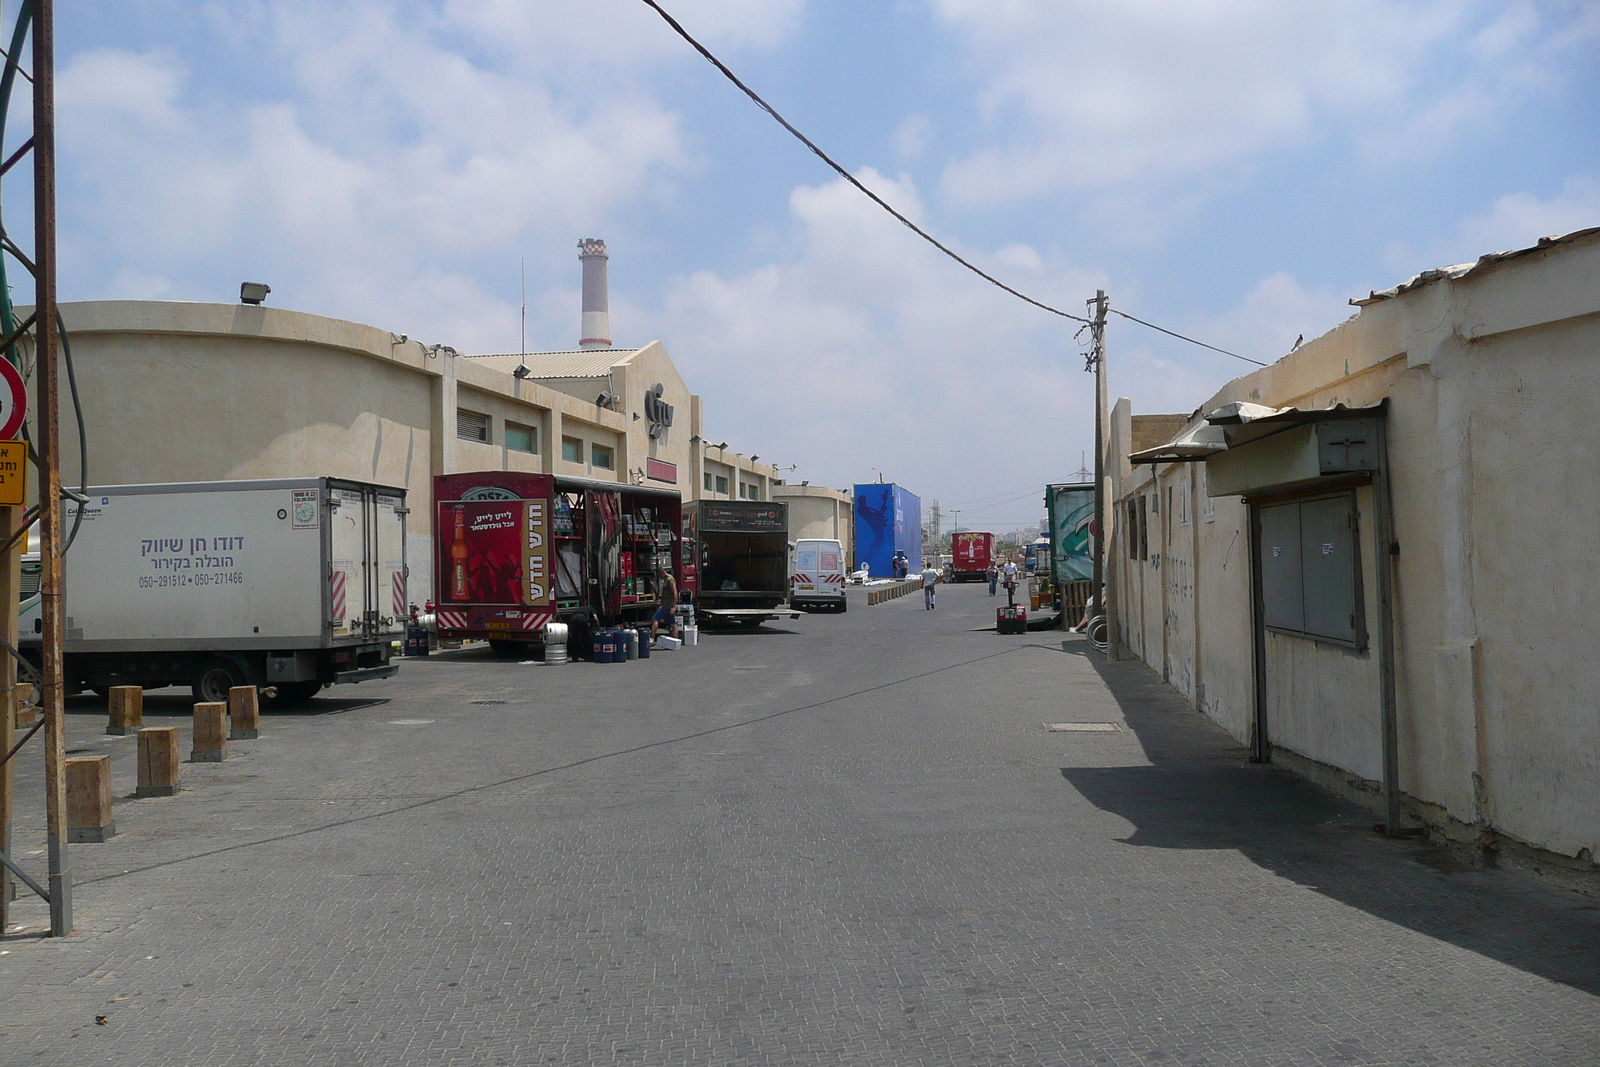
[654,635,682,651]
[595,630,615,663]
[682,625,698,647]
[624,628,638,660]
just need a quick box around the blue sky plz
[21,0,1600,530]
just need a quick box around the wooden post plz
[107,685,143,735]
[65,755,114,842]
[228,686,259,740]
[191,702,227,762]
[136,727,180,797]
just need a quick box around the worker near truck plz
[651,568,681,642]
[922,561,939,610]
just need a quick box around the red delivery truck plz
[433,471,687,654]
[951,531,995,582]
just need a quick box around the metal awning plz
[1129,401,1386,465]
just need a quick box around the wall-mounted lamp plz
[749,455,759,462]
[240,282,271,305]
[715,441,727,450]
[512,364,530,379]
[596,390,617,407]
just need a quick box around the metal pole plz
[0,507,15,928]
[1374,415,1402,834]
[32,0,69,936]
[1089,290,1109,649]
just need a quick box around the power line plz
[637,0,1091,326]
[1109,309,1266,367]
[639,0,1270,365]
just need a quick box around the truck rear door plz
[375,489,408,635]
[329,485,370,639]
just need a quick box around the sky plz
[12,0,1600,530]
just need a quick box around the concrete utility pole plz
[1088,291,1110,653]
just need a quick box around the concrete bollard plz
[191,702,227,762]
[228,686,259,740]
[107,685,144,735]
[137,727,180,797]
[66,755,116,842]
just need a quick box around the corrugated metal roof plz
[1351,226,1600,306]
[465,347,641,378]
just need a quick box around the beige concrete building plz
[1103,228,1600,874]
[772,484,853,559]
[39,299,778,604]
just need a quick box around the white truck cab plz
[791,538,847,613]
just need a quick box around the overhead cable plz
[637,0,1092,326]
[640,0,1271,365]
[1108,309,1266,367]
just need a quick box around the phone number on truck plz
[139,572,245,589]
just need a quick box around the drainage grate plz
[469,699,507,706]
[1045,722,1120,732]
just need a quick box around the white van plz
[791,538,847,613]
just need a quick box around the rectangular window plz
[1165,486,1174,544]
[1126,499,1138,560]
[505,422,537,454]
[1178,483,1190,526]
[1258,491,1364,647]
[1139,495,1149,561]
[715,475,729,494]
[456,408,490,443]
[561,436,583,464]
[591,443,614,470]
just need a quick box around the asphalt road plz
[2,580,1597,1065]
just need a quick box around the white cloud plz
[653,169,1106,506]
[930,0,1598,219]
[1451,175,1600,257]
[53,4,701,350]
[892,113,934,159]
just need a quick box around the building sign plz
[646,457,677,484]
[644,383,674,439]
[700,501,786,533]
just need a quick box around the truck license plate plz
[486,621,512,631]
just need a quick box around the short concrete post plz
[66,755,115,842]
[191,703,227,762]
[228,686,259,740]
[136,726,180,797]
[107,685,143,735]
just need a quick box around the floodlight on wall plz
[240,282,271,305]
[715,442,727,450]
[750,455,759,462]
[596,390,617,407]
[512,364,530,379]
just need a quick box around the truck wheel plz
[273,681,323,705]
[837,598,848,614]
[191,658,246,704]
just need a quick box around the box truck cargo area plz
[18,477,405,703]
[691,501,800,627]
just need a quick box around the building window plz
[505,422,537,454]
[561,436,583,463]
[704,472,713,492]
[715,475,728,494]
[456,408,490,443]
[1258,490,1365,648]
[1126,499,1138,560]
[1139,495,1149,561]
[591,443,614,470]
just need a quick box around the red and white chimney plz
[578,238,611,350]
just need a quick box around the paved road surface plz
[3,581,1597,1065]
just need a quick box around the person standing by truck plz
[987,562,998,596]
[652,567,681,642]
[922,560,939,610]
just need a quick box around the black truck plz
[689,500,800,628]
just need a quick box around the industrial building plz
[1105,227,1600,875]
[772,483,854,562]
[33,239,782,604]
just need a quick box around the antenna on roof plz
[515,257,528,380]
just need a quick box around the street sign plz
[0,440,25,506]
[0,354,24,439]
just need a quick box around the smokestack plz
[578,238,611,350]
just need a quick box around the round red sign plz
[0,355,23,440]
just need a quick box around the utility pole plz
[1087,290,1111,656]
[34,0,68,937]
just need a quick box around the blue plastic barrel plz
[593,630,611,663]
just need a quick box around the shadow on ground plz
[64,691,391,717]
[1057,639,1600,997]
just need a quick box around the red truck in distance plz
[950,531,995,583]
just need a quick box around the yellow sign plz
[0,440,24,507]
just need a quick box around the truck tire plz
[273,681,323,705]
[192,658,246,704]
[837,598,848,614]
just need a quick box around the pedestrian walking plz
[922,560,939,610]
[651,568,680,642]
[987,562,998,596]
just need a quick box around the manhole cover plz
[469,699,507,706]
[387,719,435,726]
[1045,722,1120,732]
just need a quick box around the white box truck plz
[19,477,406,703]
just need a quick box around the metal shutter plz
[456,409,489,443]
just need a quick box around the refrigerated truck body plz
[852,483,921,577]
[432,471,687,651]
[19,477,405,703]
[692,500,800,627]
[950,531,995,582]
